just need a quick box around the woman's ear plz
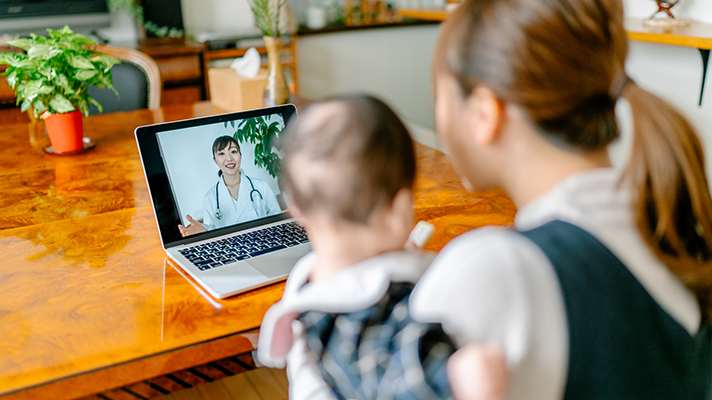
[466,86,505,146]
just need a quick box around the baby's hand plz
[448,344,508,400]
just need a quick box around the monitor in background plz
[0,0,111,37]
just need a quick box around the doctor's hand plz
[178,214,207,237]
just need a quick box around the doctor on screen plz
[178,136,281,237]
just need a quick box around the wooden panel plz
[0,75,15,104]
[0,106,29,125]
[398,8,449,21]
[625,18,712,49]
[162,86,203,105]
[155,54,202,83]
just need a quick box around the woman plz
[179,136,281,237]
[410,0,712,399]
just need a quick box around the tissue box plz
[208,68,268,112]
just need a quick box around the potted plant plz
[250,0,291,106]
[225,116,282,178]
[0,26,120,153]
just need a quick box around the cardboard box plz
[208,68,267,112]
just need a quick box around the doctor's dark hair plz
[436,0,712,317]
[212,136,241,177]
[281,94,416,223]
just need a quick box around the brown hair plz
[436,0,712,317]
[212,135,241,158]
[281,94,416,223]
[212,135,241,177]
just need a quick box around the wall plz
[623,0,712,23]
[620,0,712,184]
[181,0,254,36]
[297,25,440,127]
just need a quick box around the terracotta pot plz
[263,36,290,106]
[44,110,84,153]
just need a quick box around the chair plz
[87,44,162,114]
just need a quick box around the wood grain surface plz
[0,101,515,399]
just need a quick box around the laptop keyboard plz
[178,221,309,271]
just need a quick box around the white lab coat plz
[201,170,281,230]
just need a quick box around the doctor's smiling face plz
[212,136,242,177]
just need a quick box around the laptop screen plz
[135,105,297,247]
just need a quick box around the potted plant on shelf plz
[250,0,291,106]
[0,26,120,154]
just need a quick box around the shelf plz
[625,18,712,50]
[398,8,449,21]
[397,11,712,49]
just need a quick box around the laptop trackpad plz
[247,243,312,279]
[201,263,267,294]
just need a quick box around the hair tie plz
[610,74,634,99]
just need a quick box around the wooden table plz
[0,102,516,399]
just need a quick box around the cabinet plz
[137,38,205,105]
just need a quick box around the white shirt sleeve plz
[202,188,216,230]
[262,183,281,216]
[287,320,339,400]
[410,227,569,400]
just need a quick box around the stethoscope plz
[215,174,263,220]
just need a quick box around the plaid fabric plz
[299,282,455,400]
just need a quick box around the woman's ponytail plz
[436,0,712,319]
[622,82,712,319]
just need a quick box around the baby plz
[258,94,506,400]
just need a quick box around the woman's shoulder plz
[411,226,561,326]
[203,180,219,199]
[430,226,550,275]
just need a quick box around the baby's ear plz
[287,199,308,228]
[391,188,414,213]
[386,188,414,234]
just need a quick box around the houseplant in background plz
[108,0,186,39]
[250,0,291,106]
[0,26,120,154]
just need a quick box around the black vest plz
[520,220,712,400]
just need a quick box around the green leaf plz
[75,69,97,81]
[6,71,18,88]
[38,65,54,78]
[77,98,90,117]
[20,99,32,112]
[28,44,51,60]
[48,48,64,58]
[56,41,81,53]
[55,75,71,93]
[0,53,19,65]
[39,84,55,95]
[67,34,96,47]
[70,55,95,70]
[93,54,120,72]
[49,94,75,114]
[33,99,48,114]
[88,96,103,113]
[15,59,39,69]
[7,38,34,51]
[22,80,43,101]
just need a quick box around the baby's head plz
[282,94,416,237]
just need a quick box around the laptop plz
[135,104,311,299]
